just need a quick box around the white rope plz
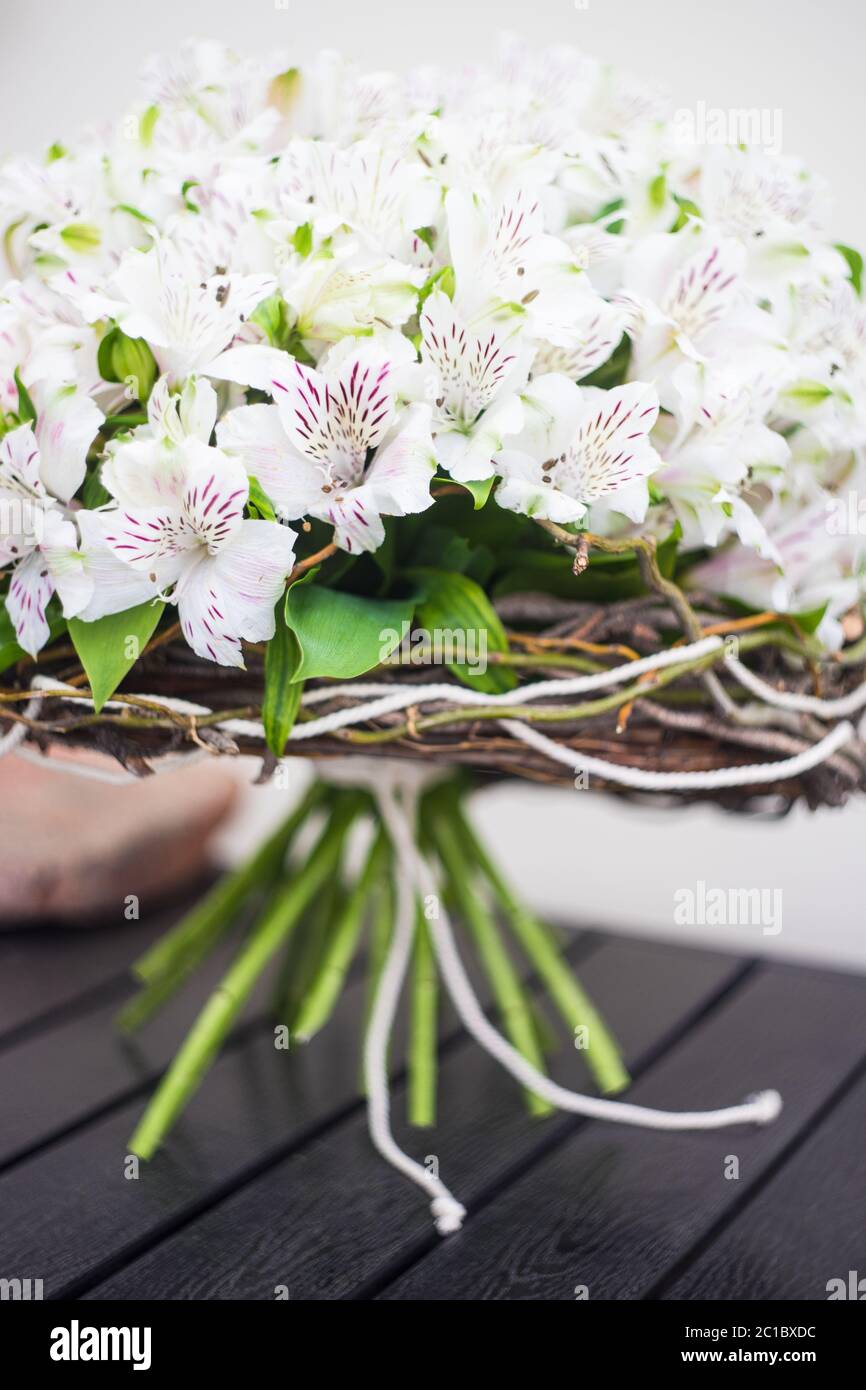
[352,759,783,1241]
[290,635,725,740]
[0,694,41,756]
[24,665,860,794]
[364,773,466,1237]
[407,837,782,1134]
[725,657,866,720]
[500,717,856,791]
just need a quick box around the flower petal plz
[33,385,103,503]
[6,551,54,657]
[274,346,395,477]
[175,518,296,666]
[316,485,386,554]
[365,404,436,517]
[495,450,586,523]
[217,403,324,519]
[75,510,164,620]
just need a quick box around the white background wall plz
[4,0,865,969]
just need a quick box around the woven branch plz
[3,590,865,814]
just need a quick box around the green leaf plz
[284,584,416,682]
[114,203,154,225]
[14,369,36,425]
[591,197,625,235]
[418,264,455,310]
[461,476,496,509]
[246,475,277,521]
[407,567,516,693]
[791,602,828,636]
[671,193,702,232]
[67,601,165,712]
[250,292,294,349]
[835,242,864,297]
[181,179,200,212]
[291,221,313,257]
[262,610,303,755]
[81,466,111,509]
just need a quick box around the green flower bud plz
[97,326,158,403]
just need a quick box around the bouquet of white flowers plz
[1,35,862,1233]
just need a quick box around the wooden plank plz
[84,939,745,1299]
[661,1067,866,1300]
[0,891,204,1048]
[379,963,866,1300]
[0,913,595,1294]
[0,929,272,1169]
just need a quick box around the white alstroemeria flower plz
[105,240,275,384]
[280,50,408,144]
[772,279,866,449]
[215,341,436,553]
[8,274,105,399]
[162,179,281,283]
[532,296,628,382]
[693,496,864,649]
[0,386,103,651]
[493,375,661,523]
[445,187,597,340]
[28,382,104,503]
[140,39,283,148]
[652,361,788,556]
[275,235,425,347]
[0,426,93,654]
[278,139,439,265]
[97,390,295,666]
[621,224,771,406]
[418,289,530,482]
[425,114,564,205]
[696,146,843,301]
[0,378,102,518]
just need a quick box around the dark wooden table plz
[1,901,864,1301]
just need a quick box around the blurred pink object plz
[0,750,238,925]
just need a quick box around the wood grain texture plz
[0,930,275,1170]
[0,915,594,1294]
[379,964,866,1300]
[662,1066,866,1301]
[84,939,744,1299]
[0,894,199,1049]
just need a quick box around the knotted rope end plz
[431,1195,467,1236]
[746,1089,783,1125]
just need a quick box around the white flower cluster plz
[1,36,864,665]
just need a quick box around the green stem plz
[408,910,438,1127]
[293,826,389,1041]
[276,875,345,1031]
[129,782,325,991]
[128,793,363,1159]
[427,810,552,1117]
[447,796,629,1095]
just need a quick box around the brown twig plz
[288,541,338,581]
